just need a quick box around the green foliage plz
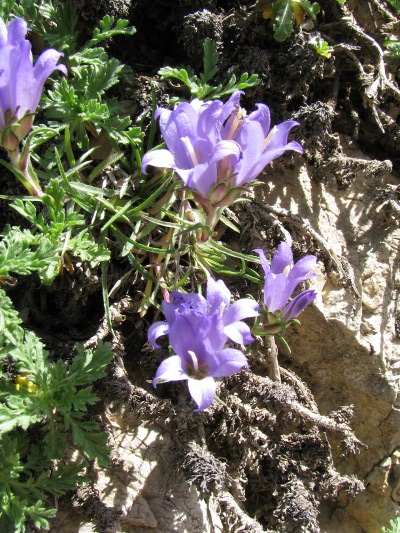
[0,226,60,285]
[0,433,58,532]
[310,36,334,58]
[0,336,112,530]
[0,0,78,52]
[270,0,320,42]
[382,518,400,533]
[0,289,24,359]
[386,0,400,12]
[0,1,157,530]
[40,6,138,151]
[1,335,114,464]
[194,239,261,283]
[159,39,260,101]
[1,179,110,285]
[0,279,113,530]
[87,14,137,47]
[384,39,400,57]
[0,0,21,20]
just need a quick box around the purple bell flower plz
[253,242,317,335]
[0,17,67,145]
[149,278,259,411]
[142,91,303,228]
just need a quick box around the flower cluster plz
[253,242,317,338]
[142,91,303,231]
[0,17,66,195]
[148,278,259,411]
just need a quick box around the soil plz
[4,0,400,532]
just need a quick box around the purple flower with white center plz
[149,278,259,411]
[0,18,67,140]
[141,91,303,230]
[253,242,317,336]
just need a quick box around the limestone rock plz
[259,140,400,532]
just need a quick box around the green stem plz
[8,149,43,197]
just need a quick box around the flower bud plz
[252,312,285,337]
[211,186,244,208]
[15,114,34,142]
[0,127,19,152]
[196,225,212,242]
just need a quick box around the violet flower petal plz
[234,120,266,185]
[0,17,66,132]
[168,310,224,358]
[0,46,17,123]
[270,241,292,274]
[211,348,249,377]
[13,41,34,112]
[223,298,259,324]
[236,120,303,185]
[30,48,67,111]
[0,19,7,46]
[247,103,271,137]
[265,120,303,154]
[148,321,170,348]
[186,139,241,196]
[264,272,291,313]
[287,255,317,282]
[141,148,175,174]
[153,355,188,386]
[224,321,254,345]
[220,90,243,134]
[187,376,216,411]
[206,277,231,311]
[198,99,223,144]
[161,104,200,168]
[253,248,271,276]
[281,289,317,322]
[6,18,27,45]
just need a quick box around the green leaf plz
[0,225,61,282]
[271,0,320,42]
[384,39,400,56]
[64,412,110,466]
[271,0,296,42]
[0,400,41,434]
[201,38,219,83]
[68,230,111,265]
[42,461,87,495]
[69,342,114,386]
[87,15,136,47]
[385,0,400,12]
[0,288,24,358]
[159,40,259,101]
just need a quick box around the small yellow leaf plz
[262,9,272,20]
[293,4,306,26]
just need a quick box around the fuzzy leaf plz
[0,288,24,357]
[64,412,110,466]
[69,342,114,386]
[201,38,220,83]
[88,15,136,47]
[159,41,260,101]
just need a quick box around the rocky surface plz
[260,142,400,532]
